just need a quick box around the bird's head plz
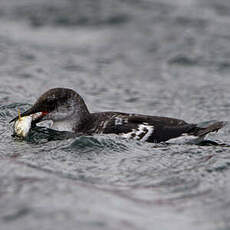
[10,88,89,132]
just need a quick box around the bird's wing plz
[102,113,195,143]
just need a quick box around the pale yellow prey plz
[14,109,32,138]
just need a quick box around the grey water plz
[0,0,230,229]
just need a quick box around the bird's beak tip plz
[9,117,17,123]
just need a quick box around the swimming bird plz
[10,88,224,143]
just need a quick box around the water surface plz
[0,0,230,229]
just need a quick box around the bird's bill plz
[10,108,48,124]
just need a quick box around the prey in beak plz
[10,107,49,138]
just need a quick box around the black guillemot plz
[10,88,224,143]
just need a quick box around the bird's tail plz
[191,120,225,137]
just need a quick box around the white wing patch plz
[115,117,123,125]
[121,123,154,142]
[115,117,128,125]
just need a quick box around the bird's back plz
[87,112,197,143]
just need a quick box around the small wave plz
[66,135,129,153]
[168,54,200,66]
[16,125,130,153]
[11,2,130,27]
[24,126,75,144]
